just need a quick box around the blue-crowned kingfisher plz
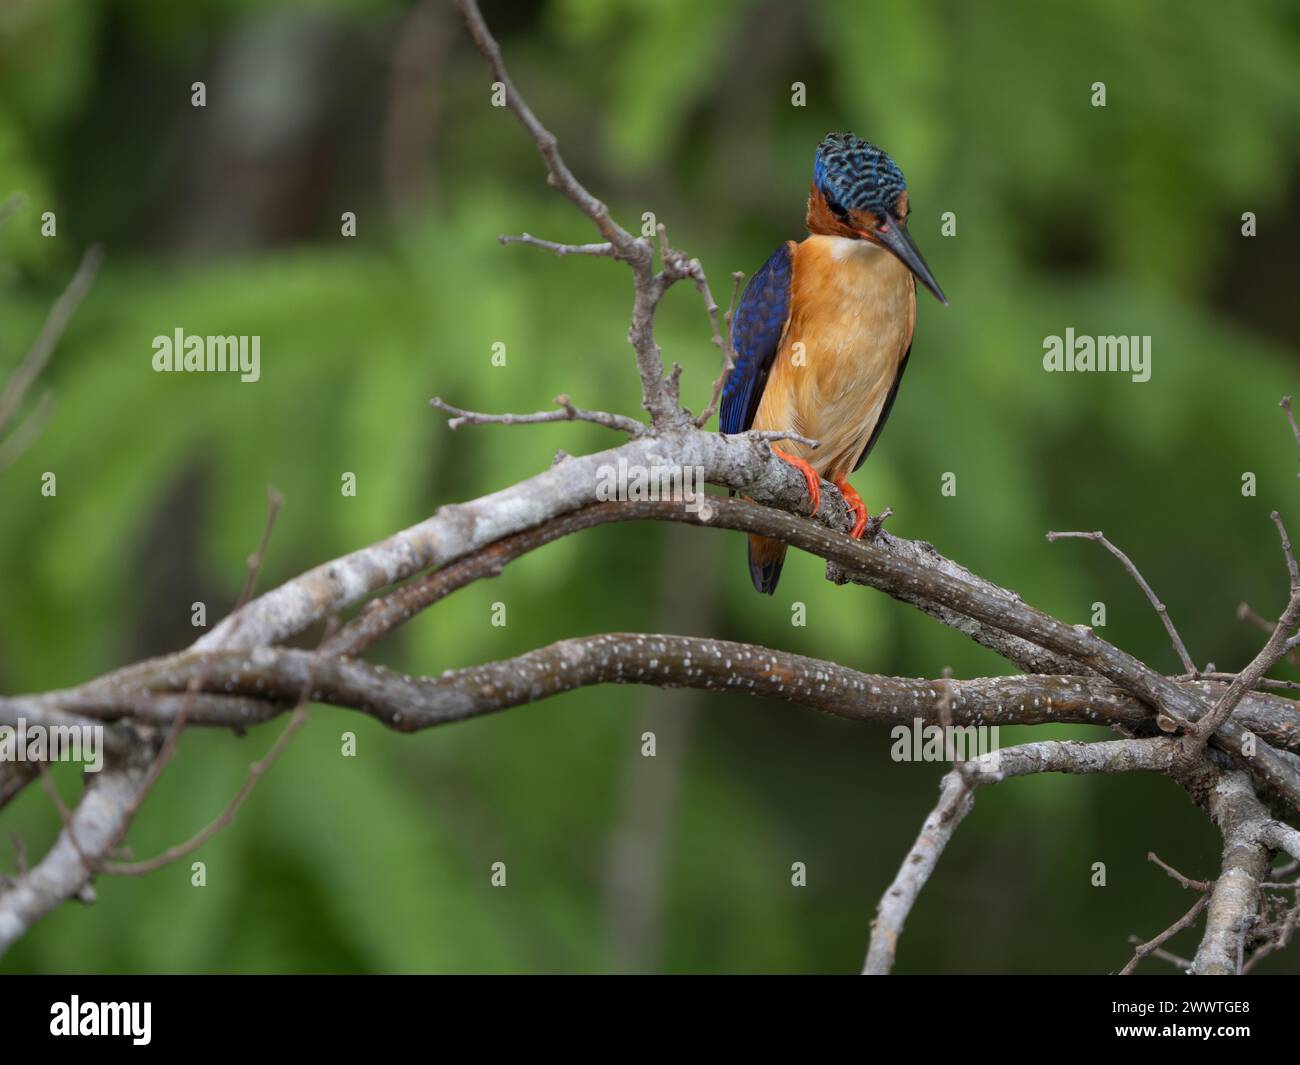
[720,132,947,594]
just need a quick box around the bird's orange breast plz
[752,235,916,479]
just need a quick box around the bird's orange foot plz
[772,448,821,516]
[833,477,869,539]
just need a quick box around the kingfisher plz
[720,132,947,594]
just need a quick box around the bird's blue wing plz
[720,242,793,435]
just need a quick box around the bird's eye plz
[825,195,848,217]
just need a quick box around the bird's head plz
[808,132,947,305]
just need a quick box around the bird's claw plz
[772,448,821,516]
[833,477,869,539]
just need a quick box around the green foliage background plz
[1,0,1299,973]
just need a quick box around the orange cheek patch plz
[806,185,862,238]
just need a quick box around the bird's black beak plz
[867,219,948,306]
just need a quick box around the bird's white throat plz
[821,235,886,262]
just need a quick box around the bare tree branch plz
[1191,770,1273,974]
[116,488,1300,817]
[3,0,1299,977]
[453,0,688,427]
[0,489,283,943]
[0,745,154,954]
[1258,819,1300,863]
[191,434,856,650]
[863,738,1183,975]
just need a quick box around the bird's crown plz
[813,132,906,219]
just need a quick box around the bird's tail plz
[747,534,786,595]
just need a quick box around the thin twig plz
[0,245,103,437]
[1243,899,1300,972]
[1238,602,1300,667]
[454,0,683,428]
[104,487,285,846]
[102,680,316,876]
[1147,851,1212,892]
[1177,670,1300,694]
[1121,895,1207,975]
[696,270,746,428]
[499,232,616,257]
[37,765,93,875]
[1046,529,1196,674]
[1281,396,1300,472]
[1271,858,1300,881]
[1193,511,1300,744]
[0,391,53,471]
[430,394,645,436]
[1125,940,1193,970]
[454,2,635,253]
[101,601,329,878]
